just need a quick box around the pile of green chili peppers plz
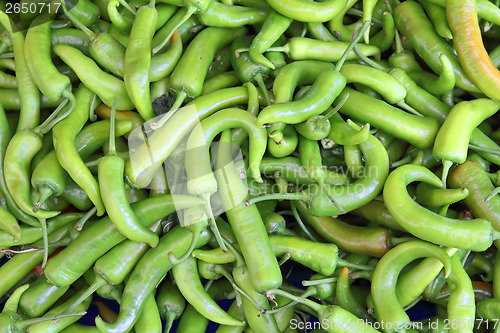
[2,0,500,332]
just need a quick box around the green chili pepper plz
[107,0,134,32]
[62,0,101,27]
[0,225,69,299]
[336,87,440,149]
[125,86,256,188]
[254,124,390,218]
[261,37,380,62]
[0,101,21,239]
[95,225,212,333]
[295,96,351,141]
[31,119,132,213]
[219,238,279,333]
[299,135,343,212]
[161,26,247,116]
[415,184,469,208]
[394,0,480,93]
[231,35,280,104]
[0,212,82,248]
[295,201,391,257]
[215,130,282,293]
[24,14,75,104]
[384,164,500,251]
[123,0,157,120]
[408,54,456,95]
[448,160,500,248]
[156,278,185,333]
[267,125,298,158]
[167,206,209,264]
[0,11,40,132]
[53,86,106,213]
[419,0,453,39]
[259,156,349,186]
[132,292,163,333]
[446,253,476,332]
[199,1,269,27]
[433,99,500,185]
[337,267,373,322]
[43,195,204,288]
[65,221,163,313]
[176,304,210,333]
[396,247,458,308]
[54,45,134,110]
[99,100,159,247]
[202,71,241,95]
[265,0,348,22]
[152,7,202,49]
[258,62,346,126]
[352,200,403,231]
[172,256,245,326]
[4,101,75,224]
[327,113,370,146]
[248,10,292,69]
[370,11,396,52]
[18,276,69,318]
[216,300,247,333]
[152,0,213,55]
[371,241,452,331]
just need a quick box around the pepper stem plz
[353,43,386,71]
[265,288,323,315]
[231,283,264,311]
[119,0,137,14]
[164,313,175,333]
[441,160,453,189]
[254,74,270,106]
[205,198,227,253]
[61,0,96,40]
[107,98,119,156]
[33,186,54,213]
[301,277,337,286]
[291,201,319,242]
[152,6,197,55]
[335,20,371,72]
[338,259,375,271]
[469,144,500,156]
[397,101,424,117]
[168,232,200,265]
[39,218,48,269]
[16,312,87,329]
[215,266,243,307]
[263,289,314,315]
[485,187,500,203]
[89,94,99,122]
[319,181,345,214]
[40,90,76,134]
[150,91,187,130]
[316,92,350,128]
[492,230,500,241]
[74,207,97,231]
[268,130,283,144]
[36,99,68,134]
[278,252,292,266]
[64,276,108,314]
